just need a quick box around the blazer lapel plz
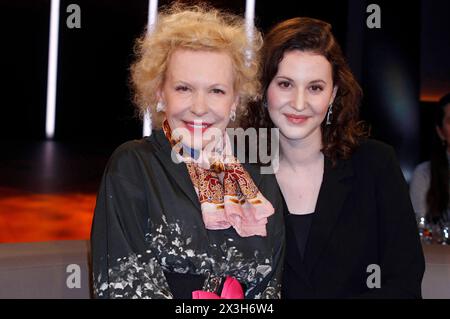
[242,163,264,189]
[152,129,201,210]
[304,156,354,275]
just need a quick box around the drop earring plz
[326,103,333,125]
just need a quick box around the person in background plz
[410,93,450,223]
[90,3,284,299]
[241,17,425,298]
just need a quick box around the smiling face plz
[266,50,337,144]
[158,49,238,150]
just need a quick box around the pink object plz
[192,276,244,299]
[220,276,244,299]
[192,291,221,299]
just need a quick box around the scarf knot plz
[163,120,274,237]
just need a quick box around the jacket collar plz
[149,128,263,210]
[303,155,354,276]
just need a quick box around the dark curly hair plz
[240,17,368,166]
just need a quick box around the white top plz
[409,152,450,219]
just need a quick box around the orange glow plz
[421,93,446,102]
[421,81,450,102]
[0,187,95,243]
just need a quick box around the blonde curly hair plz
[129,3,263,127]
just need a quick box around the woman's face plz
[267,50,337,144]
[159,49,238,150]
[436,103,450,151]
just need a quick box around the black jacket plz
[282,139,425,299]
[91,129,285,299]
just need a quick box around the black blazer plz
[282,139,425,299]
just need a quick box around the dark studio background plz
[0,0,449,242]
[1,0,449,164]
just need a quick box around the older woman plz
[90,4,284,299]
[242,17,424,298]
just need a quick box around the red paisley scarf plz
[162,120,274,237]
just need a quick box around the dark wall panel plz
[255,0,348,45]
[55,0,147,143]
[0,0,50,141]
[360,0,421,178]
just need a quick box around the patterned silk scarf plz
[162,120,274,237]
